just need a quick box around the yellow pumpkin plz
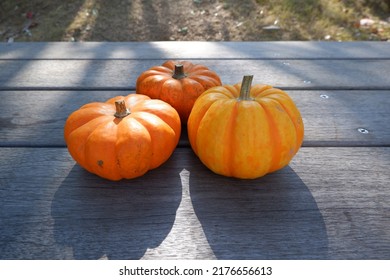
[187,75,304,179]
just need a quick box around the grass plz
[231,0,390,40]
[0,0,389,41]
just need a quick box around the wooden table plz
[0,42,389,260]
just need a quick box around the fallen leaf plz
[360,18,375,26]
[178,27,188,35]
[26,11,34,19]
[263,25,281,30]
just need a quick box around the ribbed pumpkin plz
[64,94,181,181]
[136,60,222,123]
[187,75,304,179]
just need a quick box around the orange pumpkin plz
[64,94,181,181]
[187,75,304,179]
[136,60,222,123]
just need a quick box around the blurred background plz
[1,0,389,42]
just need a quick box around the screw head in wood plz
[357,128,369,134]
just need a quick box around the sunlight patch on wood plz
[141,169,216,260]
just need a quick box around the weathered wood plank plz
[0,90,389,147]
[1,42,390,59]
[1,59,390,90]
[0,147,389,259]
[0,41,389,263]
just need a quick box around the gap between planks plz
[2,86,390,91]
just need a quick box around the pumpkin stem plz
[239,75,254,101]
[172,64,187,79]
[114,100,131,118]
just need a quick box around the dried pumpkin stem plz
[172,64,187,79]
[114,100,131,118]
[239,75,254,101]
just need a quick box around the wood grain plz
[1,42,389,261]
[0,90,389,147]
[1,59,389,90]
[0,147,388,259]
[1,42,389,59]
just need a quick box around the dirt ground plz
[1,0,390,42]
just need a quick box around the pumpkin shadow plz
[51,158,182,260]
[189,163,329,259]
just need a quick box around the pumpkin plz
[136,60,222,123]
[64,94,181,181]
[187,75,304,179]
